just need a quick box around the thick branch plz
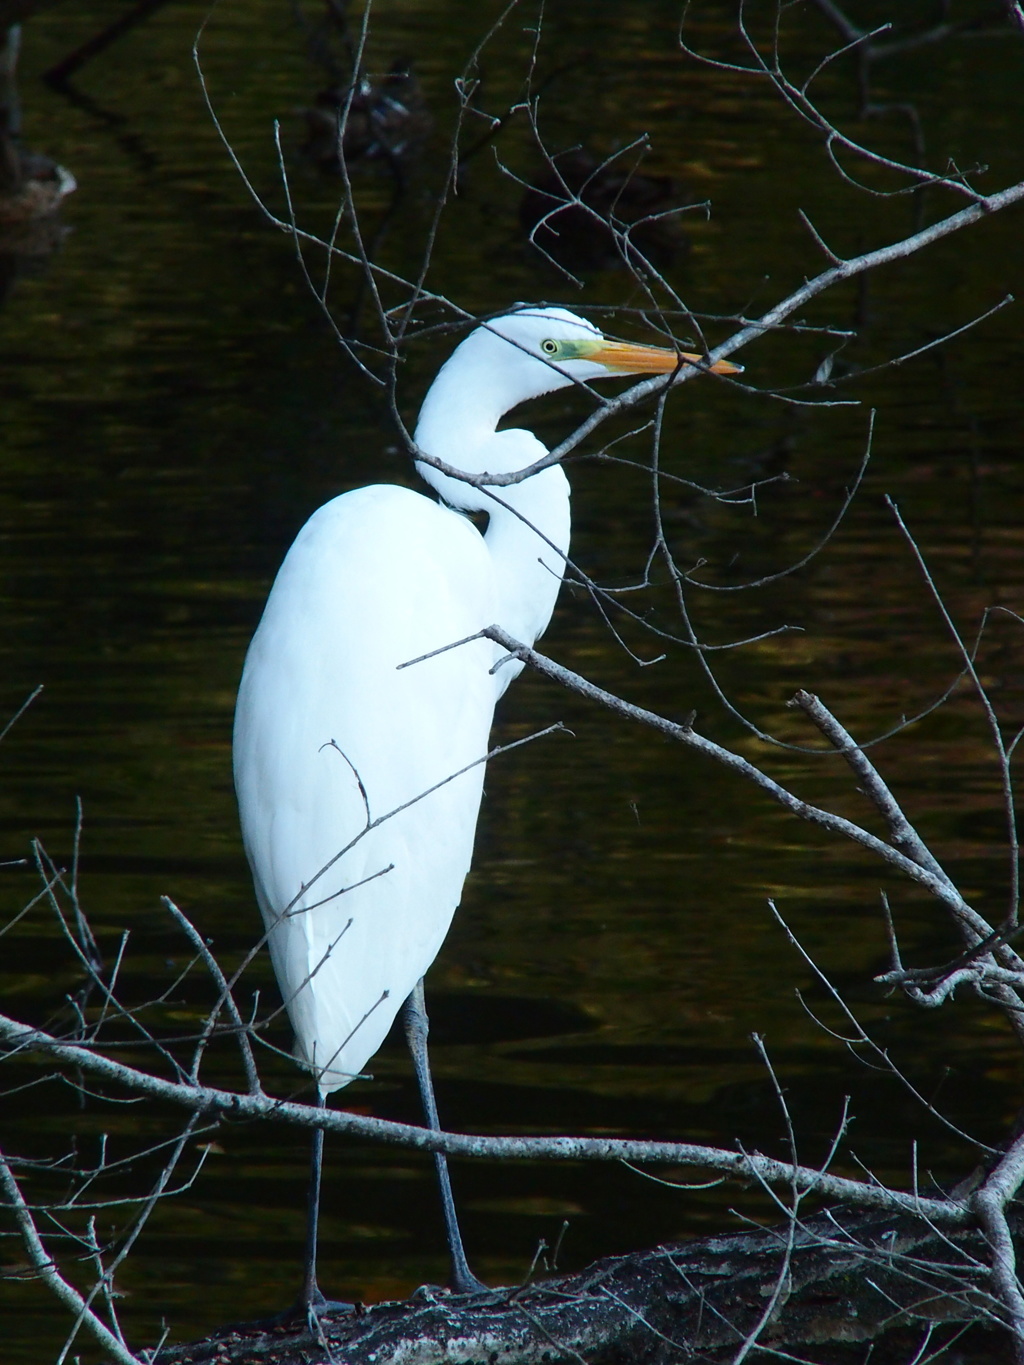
[158,1206,1010,1365]
[976,1133,1024,1349]
[789,690,1024,1040]
[0,1011,966,1226]
[790,689,951,882]
[482,627,999,936]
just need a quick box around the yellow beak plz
[588,338,742,377]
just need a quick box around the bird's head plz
[413,305,742,494]
[428,306,741,422]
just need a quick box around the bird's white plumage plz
[234,487,501,1088]
[233,306,638,1093]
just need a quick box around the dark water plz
[1,2,1023,1358]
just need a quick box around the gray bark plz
[156,1206,1014,1365]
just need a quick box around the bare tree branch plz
[0,1148,144,1365]
[0,1011,971,1226]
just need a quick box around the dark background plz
[1,2,1023,1358]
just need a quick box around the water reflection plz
[518,148,691,274]
[0,2,1023,1359]
[0,24,75,309]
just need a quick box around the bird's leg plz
[300,1093,327,1311]
[402,979,487,1294]
[239,1093,353,1330]
[296,1089,352,1321]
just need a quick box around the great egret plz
[233,305,739,1308]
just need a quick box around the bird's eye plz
[541,339,559,356]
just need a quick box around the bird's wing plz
[233,484,500,1090]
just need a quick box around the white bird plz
[233,305,740,1309]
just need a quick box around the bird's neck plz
[482,458,571,658]
[414,364,505,460]
[413,410,571,663]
